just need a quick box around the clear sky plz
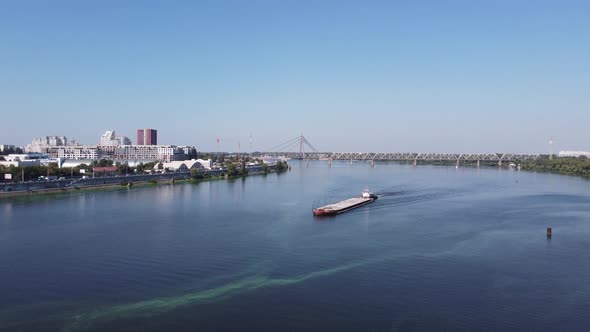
[1,0,588,153]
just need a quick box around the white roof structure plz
[160,159,212,171]
[558,151,590,158]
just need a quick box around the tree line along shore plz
[519,156,590,178]
[0,159,290,198]
[0,153,289,183]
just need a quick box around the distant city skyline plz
[1,1,589,153]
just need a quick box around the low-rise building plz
[113,145,189,162]
[558,151,590,158]
[61,159,95,168]
[0,153,60,167]
[56,146,100,160]
[261,157,280,166]
[194,159,212,169]
[161,159,212,171]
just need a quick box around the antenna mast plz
[216,137,220,160]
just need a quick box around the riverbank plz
[0,167,287,199]
[520,157,590,179]
[0,177,173,199]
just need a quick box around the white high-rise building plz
[99,130,132,146]
[100,130,116,145]
[25,136,72,153]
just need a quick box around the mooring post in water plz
[547,227,552,238]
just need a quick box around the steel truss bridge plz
[256,135,540,163]
[257,152,539,163]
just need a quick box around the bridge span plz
[255,152,540,163]
[256,135,540,164]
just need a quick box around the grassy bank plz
[519,157,590,178]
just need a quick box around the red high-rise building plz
[136,129,144,145]
[136,128,157,145]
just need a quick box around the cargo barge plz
[313,189,377,216]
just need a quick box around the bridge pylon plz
[263,134,319,158]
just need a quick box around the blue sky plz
[1,0,588,153]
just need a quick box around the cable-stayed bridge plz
[253,135,540,164]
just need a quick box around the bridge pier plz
[476,160,480,168]
[306,158,309,168]
[328,158,332,168]
[456,159,460,168]
[498,160,502,167]
[413,159,417,167]
[371,159,374,168]
[350,158,353,165]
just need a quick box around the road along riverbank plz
[0,165,285,199]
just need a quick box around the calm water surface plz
[1,161,590,331]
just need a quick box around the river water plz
[1,161,590,331]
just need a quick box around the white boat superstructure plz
[362,188,377,199]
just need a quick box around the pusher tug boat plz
[313,188,378,216]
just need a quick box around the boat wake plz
[349,188,465,213]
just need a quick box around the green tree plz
[239,161,248,176]
[226,162,238,177]
[47,162,60,176]
[520,157,590,178]
[116,162,126,174]
[92,159,113,167]
[0,165,7,181]
[190,168,202,179]
[275,160,288,172]
[261,163,270,174]
[75,163,92,175]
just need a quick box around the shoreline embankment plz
[0,166,281,199]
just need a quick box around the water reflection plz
[2,203,12,220]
